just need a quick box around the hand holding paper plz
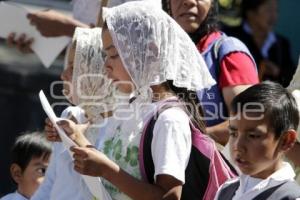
[0,2,70,67]
[39,90,112,200]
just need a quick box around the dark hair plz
[230,81,299,138]
[166,80,207,133]
[241,0,271,19]
[162,0,219,43]
[11,132,52,171]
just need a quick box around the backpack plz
[138,100,237,200]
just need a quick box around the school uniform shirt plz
[0,192,27,200]
[98,97,192,200]
[214,162,297,200]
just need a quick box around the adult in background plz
[163,0,259,146]
[225,0,296,87]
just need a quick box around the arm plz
[27,10,90,37]
[207,52,259,145]
[71,146,182,200]
[67,109,190,200]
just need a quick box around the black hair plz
[241,0,271,20]
[230,81,299,139]
[11,132,52,171]
[162,0,219,44]
[166,80,207,133]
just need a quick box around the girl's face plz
[61,44,75,103]
[170,0,212,33]
[102,29,134,94]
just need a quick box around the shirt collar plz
[239,162,295,194]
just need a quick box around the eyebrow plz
[104,44,116,51]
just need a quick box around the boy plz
[0,132,51,200]
[215,81,300,199]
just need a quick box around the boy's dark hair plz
[162,0,219,43]
[231,81,299,138]
[11,132,52,171]
[241,0,271,19]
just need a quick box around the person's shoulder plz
[157,106,189,123]
[0,193,14,200]
[0,192,27,200]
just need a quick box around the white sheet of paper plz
[0,2,70,68]
[39,90,112,200]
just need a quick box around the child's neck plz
[17,187,30,199]
[249,160,283,179]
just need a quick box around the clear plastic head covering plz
[103,1,215,103]
[72,27,118,123]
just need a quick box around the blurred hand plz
[45,118,61,142]
[7,32,33,53]
[27,10,74,37]
[71,146,116,177]
[56,119,90,146]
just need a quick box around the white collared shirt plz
[215,162,299,200]
[0,191,28,200]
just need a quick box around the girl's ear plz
[279,130,297,152]
[10,163,23,184]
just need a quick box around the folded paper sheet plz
[0,2,70,68]
[39,90,112,200]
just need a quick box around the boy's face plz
[11,156,49,198]
[228,112,283,179]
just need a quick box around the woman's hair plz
[11,132,52,171]
[166,80,207,133]
[162,0,219,43]
[241,0,270,20]
[231,81,299,139]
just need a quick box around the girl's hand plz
[57,119,90,147]
[7,32,33,53]
[45,118,61,142]
[71,146,118,177]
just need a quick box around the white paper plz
[0,2,70,68]
[39,90,112,200]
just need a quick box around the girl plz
[32,27,117,200]
[58,2,217,200]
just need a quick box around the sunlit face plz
[61,44,75,103]
[247,0,278,33]
[228,112,283,179]
[13,156,49,198]
[170,0,212,33]
[102,29,134,94]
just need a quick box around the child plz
[0,132,51,200]
[56,2,224,200]
[214,81,300,200]
[31,27,116,200]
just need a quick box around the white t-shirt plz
[151,107,192,183]
[0,192,27,200]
